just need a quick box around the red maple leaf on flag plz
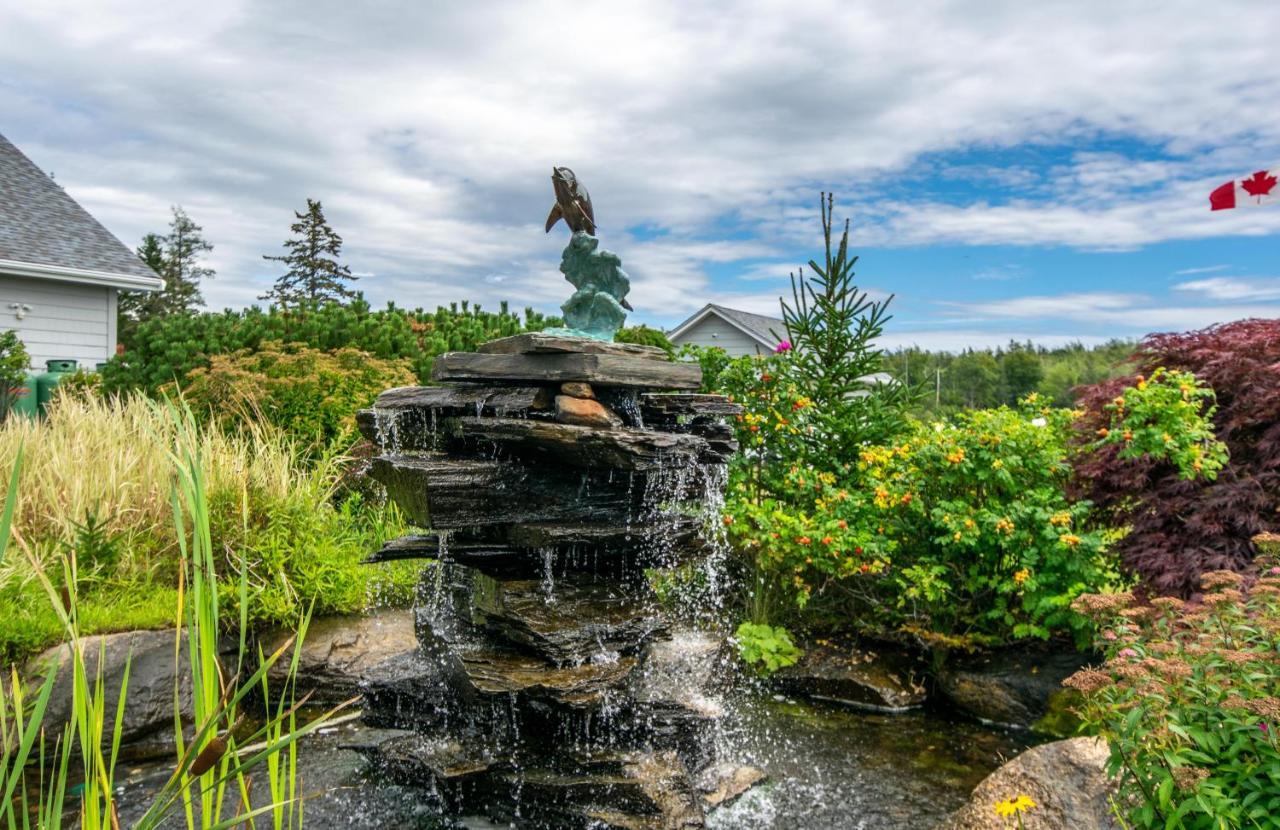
[1240,170,1277,198]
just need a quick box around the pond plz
[114,691,1035,829]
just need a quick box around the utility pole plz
[935,366,941,409]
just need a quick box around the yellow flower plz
[953,531,963,542]
[992,459,1004,469]
[993,794,1037,818]
[1060,533,1081,547]
[946,448,966,464]
[1049,511,1072,527]
[1013,568,1030,584]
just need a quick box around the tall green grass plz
[0,392,415,663]
[1,405,354,828]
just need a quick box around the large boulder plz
[24,628,196,746]
[936,647,1091,731]
[774,640,927,710]
[263,609,418,703]
[935,737,1118,830]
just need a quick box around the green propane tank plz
[35,359,77,415]
[7,371,38,419]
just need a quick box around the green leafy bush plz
[727,401,1110,646]
[734,621,802,674]
[1088,367,1227,480]
[177,341,415,453]
[679,344,733,393]
[0,330,29,420]
[615,324,675,357]
[1066,563,1280,829]
[106,297,555,394]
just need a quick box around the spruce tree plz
[119,210,214,343]
[261,199,357,308]
[159,206,215,313]
[778,193,911,464]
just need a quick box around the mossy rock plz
[1032,689,1085,738]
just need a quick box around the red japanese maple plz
[1240,170,1277,198]
[1072,319,1280,596]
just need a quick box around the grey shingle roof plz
[704,303,787,347]
[0,132,159,281]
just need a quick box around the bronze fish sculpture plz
[545,167,596,236]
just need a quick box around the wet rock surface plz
[262,608,418,703]
[357,334,743,827]
[935,737,1117,830]
[774,640,928,711]
[936,647,1093,730]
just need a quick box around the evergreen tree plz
[261,199,357,308]
[158,206,214,313]
[778,193,911,464]
[1002,344,1044,403]
[118,209,214,343]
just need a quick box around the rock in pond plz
[262,608,418,703]
[773,640,927,711]
[935,737,1118,830]
[937,647,1091,731]
[556,393,624,428]
[24,628,200,746]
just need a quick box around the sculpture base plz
[539,325,614,343]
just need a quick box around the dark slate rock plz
[260,609,418,704]
[431,352,700,390]
[937,647,1093,730]
[454,417,711,471]
[478,333,671,361]
[639,394,743,418]
[774,641,927,711]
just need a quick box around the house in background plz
[666,303,789,357]
[0,132,163,369]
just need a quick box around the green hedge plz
[106,298,556,394]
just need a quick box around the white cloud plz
[1174,264,1229,275]
[1173,276,1280,301]
[0,0,1278,316]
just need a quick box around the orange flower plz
[821,536,834,545]
[722,515,734,526]
[837,520,848,530]
[796,536,812,546]
[1096,427,1109,438]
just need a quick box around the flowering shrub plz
[1087,368,1227,480]
[1066,557,1280,829]
[727,401,1110,645]
[1073,319,1280,596]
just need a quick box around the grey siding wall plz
[670,315,769,358]
[0,274,113,368]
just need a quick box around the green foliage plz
[679,344,733,393]
[726,401,1111,646]
[1067,568,1280,829]
[119,206,215,330]
[0,330,29,388]
[734,621,802,674]
[0,330,29,420]
[886,339,1136,412]
[261,198,358,308]
[775,193,911,465]
[615,324,675,357]
[177,341,416,454]
[107,298,555,395]
[1089,367,1228,481]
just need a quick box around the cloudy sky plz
[3,0,1279,349]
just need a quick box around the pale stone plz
[560,381,596,399]
[555,394,623,428]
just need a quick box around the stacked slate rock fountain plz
[352,331,756,829]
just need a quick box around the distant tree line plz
[120,198,359,343]
[885,339,1136,413]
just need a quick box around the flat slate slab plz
[373,384,551,413]
[455,417,708,470]
[640,393,743,417]
[478,332,670,361]
[432,351,701,390]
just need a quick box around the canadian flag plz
[1209,168,1278,210]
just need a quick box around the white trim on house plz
[667,304,775,352]
[0,258,163,293]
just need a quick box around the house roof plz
[667,303,787,350]
[0,133,163,292]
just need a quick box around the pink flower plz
[1102,630,1118,641]
[775,340,792,353]
[1260,723,1270,735]
[1269,567,1280,576]
[1118,647,1138,658]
